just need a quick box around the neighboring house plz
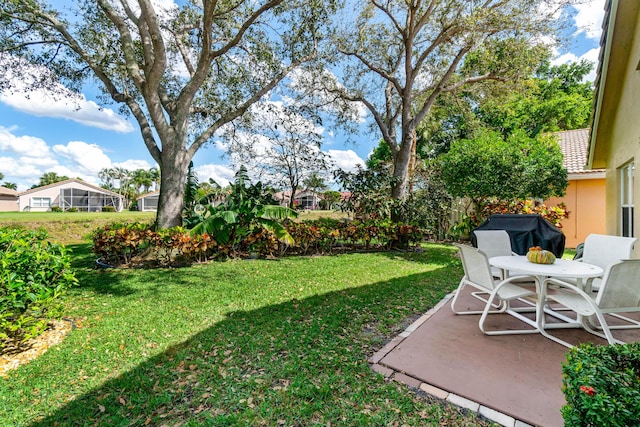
[274,190,351,210]
[137,191,159,212]
[0,186,19,212]
[294,190,321,210]
[274,190,320,209]
[18,178,124,212]
[587,0,640,256]
[545,129,606,248]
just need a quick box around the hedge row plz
[92,219,425,267]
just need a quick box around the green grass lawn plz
[0,211,156,245]
[0,243,491,426]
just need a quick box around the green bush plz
[102,206,115,212]
[67,207,78,212]
[0,228,78,345]
[562,342,640,426]
[50,206,62,212]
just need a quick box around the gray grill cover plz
[471,214,565,257]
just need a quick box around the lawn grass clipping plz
[0,244,491,426]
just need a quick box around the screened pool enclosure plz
[60,188,122,212]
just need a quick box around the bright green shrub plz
[562,343,640,426]
[50,206,62,212]
[0,228,78,345]
[102,206,115,212]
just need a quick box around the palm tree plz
[149,167,160,191]
[2,182,17,190]
[303,173,328,209]
[98,168,115,189]
[33,172,69,188]
[133,169,154,194]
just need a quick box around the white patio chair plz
[473,230,516,279]
[539,259,640,347]
[573,234,637,291]
[452,244,539,335]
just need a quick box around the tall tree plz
[475,59,594,137]
[312,0,571,203]
[1,0,336,228]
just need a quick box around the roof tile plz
[555,129,605,175]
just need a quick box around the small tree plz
[334,166,398,220]
[225,103,333,209]
[439,129,568,216]
[322,190,342,210]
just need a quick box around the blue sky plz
[0,0,605,192]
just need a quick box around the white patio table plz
[489,255,604,343]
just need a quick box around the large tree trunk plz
[391,131,415,200]
[155,148,191,229]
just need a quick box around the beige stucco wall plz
[0,196,19,212]
[595,1,640,256]
[18,181,123,212]
[546,177,606,248]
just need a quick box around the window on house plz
[31,197,51,208]
[620,162,634,237]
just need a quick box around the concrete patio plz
[370,286,640,427]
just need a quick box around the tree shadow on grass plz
[9,262,485,426]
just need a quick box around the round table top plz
[489,255,604,278]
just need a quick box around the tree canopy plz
[312,0,573,203]
[1,0,336,228]
[438,129,568,207]
[474,59,594,137]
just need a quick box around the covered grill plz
[471,214,565,257]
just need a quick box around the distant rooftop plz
[0,186,18,197]
[555,129,606,176]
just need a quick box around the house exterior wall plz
[590,1,640,257]
[0,195,19,211]
[19,185,65,212]
[545,177,606,248]
[18,181,123,212]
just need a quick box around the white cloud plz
[0,157,41,179]
[1,90,134,133]
[195,164,236,187]
[326,149,365,173]
[0,126,51,157]
[53,141,113,175]
[0,55,134,133]
[551,52,578,65]
[573,1,606,40]
[113,159,154,171]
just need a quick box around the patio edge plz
[368,292,535,427]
